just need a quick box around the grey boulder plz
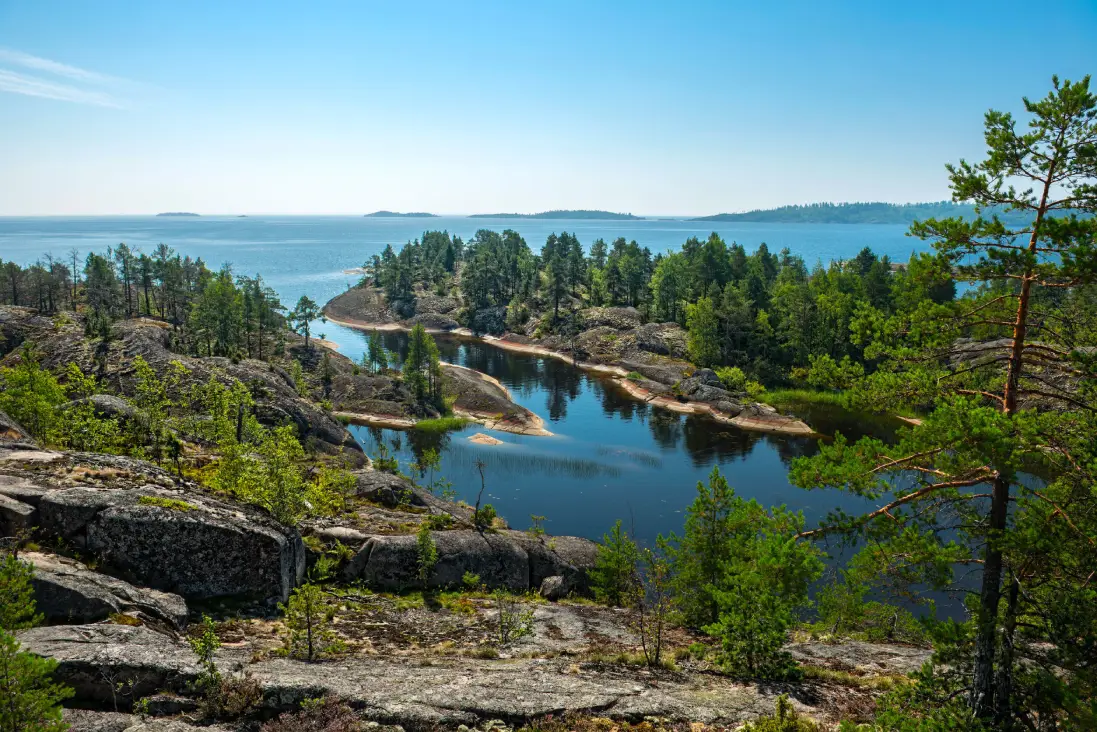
[539,575,569,600]
[347,530,528,592]
[25,551,188,630]
[17,624,198,704]
[30,484,304,603]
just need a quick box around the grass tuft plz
[413,416,471,433]
[138,495,197,512]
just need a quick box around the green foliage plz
[590,520,640,607]
[0,553,42,632]
[741,695,822,731]
[280,584,341,661]
[462,571,482,590]
[412,416,468,433]
[209,424,309,525]
[526,514,546,538]
[370,442,400,473]
[0,345,67,443]
[415,524,437,583]
[803,353,864,391]
[0,630,73,732]
[660,468,821,679]
[188,614,222,686]
[366,331,388,373]
[791,76,1097,727]
[685,296,720,367]
[404,324,444,407]
[472,503,497,530]
[288,295,322,350]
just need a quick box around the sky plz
[1,0,1095,217]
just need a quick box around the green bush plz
[742,695,822,731]
[472,503,497,530]
[590,520,639,607]
[416,524,438,582]
[661,467,821,679]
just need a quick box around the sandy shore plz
[324,310,815,436]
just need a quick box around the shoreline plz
[324,310,814,437]
[335,361,552,437]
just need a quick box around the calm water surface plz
[1,215,921,545]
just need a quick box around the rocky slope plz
[324,286,812,435]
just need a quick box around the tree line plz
[1,244,328,362]
[363,216,963,390]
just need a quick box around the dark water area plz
[347,328,901,550]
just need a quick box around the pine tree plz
[0,551,72,732]
[791,76,1097,726]
[590,520,640,607]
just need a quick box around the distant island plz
[691,202,985,224]
[156,212,200,217]
[364,211,439,218]
[468,209,644,220]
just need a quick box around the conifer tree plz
[791,76,1097,726]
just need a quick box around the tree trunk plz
[972,474,1009,717]
[995,575,1020,729]
[972,168,1051,719]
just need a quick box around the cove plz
[336,325,902,548]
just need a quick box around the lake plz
[1,215,924,546]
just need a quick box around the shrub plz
[472,503,497,530]
[494,590,535,646]
[262,696,363,732]
[187,615,222,687]
[590,520,639,607]
[0,548,72,732]
[462,571,482,590]
[424,513,453,530]
[741,695,822,731]
[0,346,67,444]
[526,514,546,538]
[416,524,438,583]
[660,468,821,679]
[280,584,341,661]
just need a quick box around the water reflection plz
[340,326,891,548]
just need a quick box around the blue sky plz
[1,1,1094,216]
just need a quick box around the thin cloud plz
[0,48,133,107]
[0,69,122,108]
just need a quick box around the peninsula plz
[364,210,439,217]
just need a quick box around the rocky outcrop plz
[346,530,529,591]
[0,307,364,461]
[343,527,597,593]
[25,551,188,630]
[22,623,818,726]
[19,624,198,704]
[0,449,305,603]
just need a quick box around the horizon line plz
[0,200,963,219]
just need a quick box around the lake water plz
[1,215,924,546]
